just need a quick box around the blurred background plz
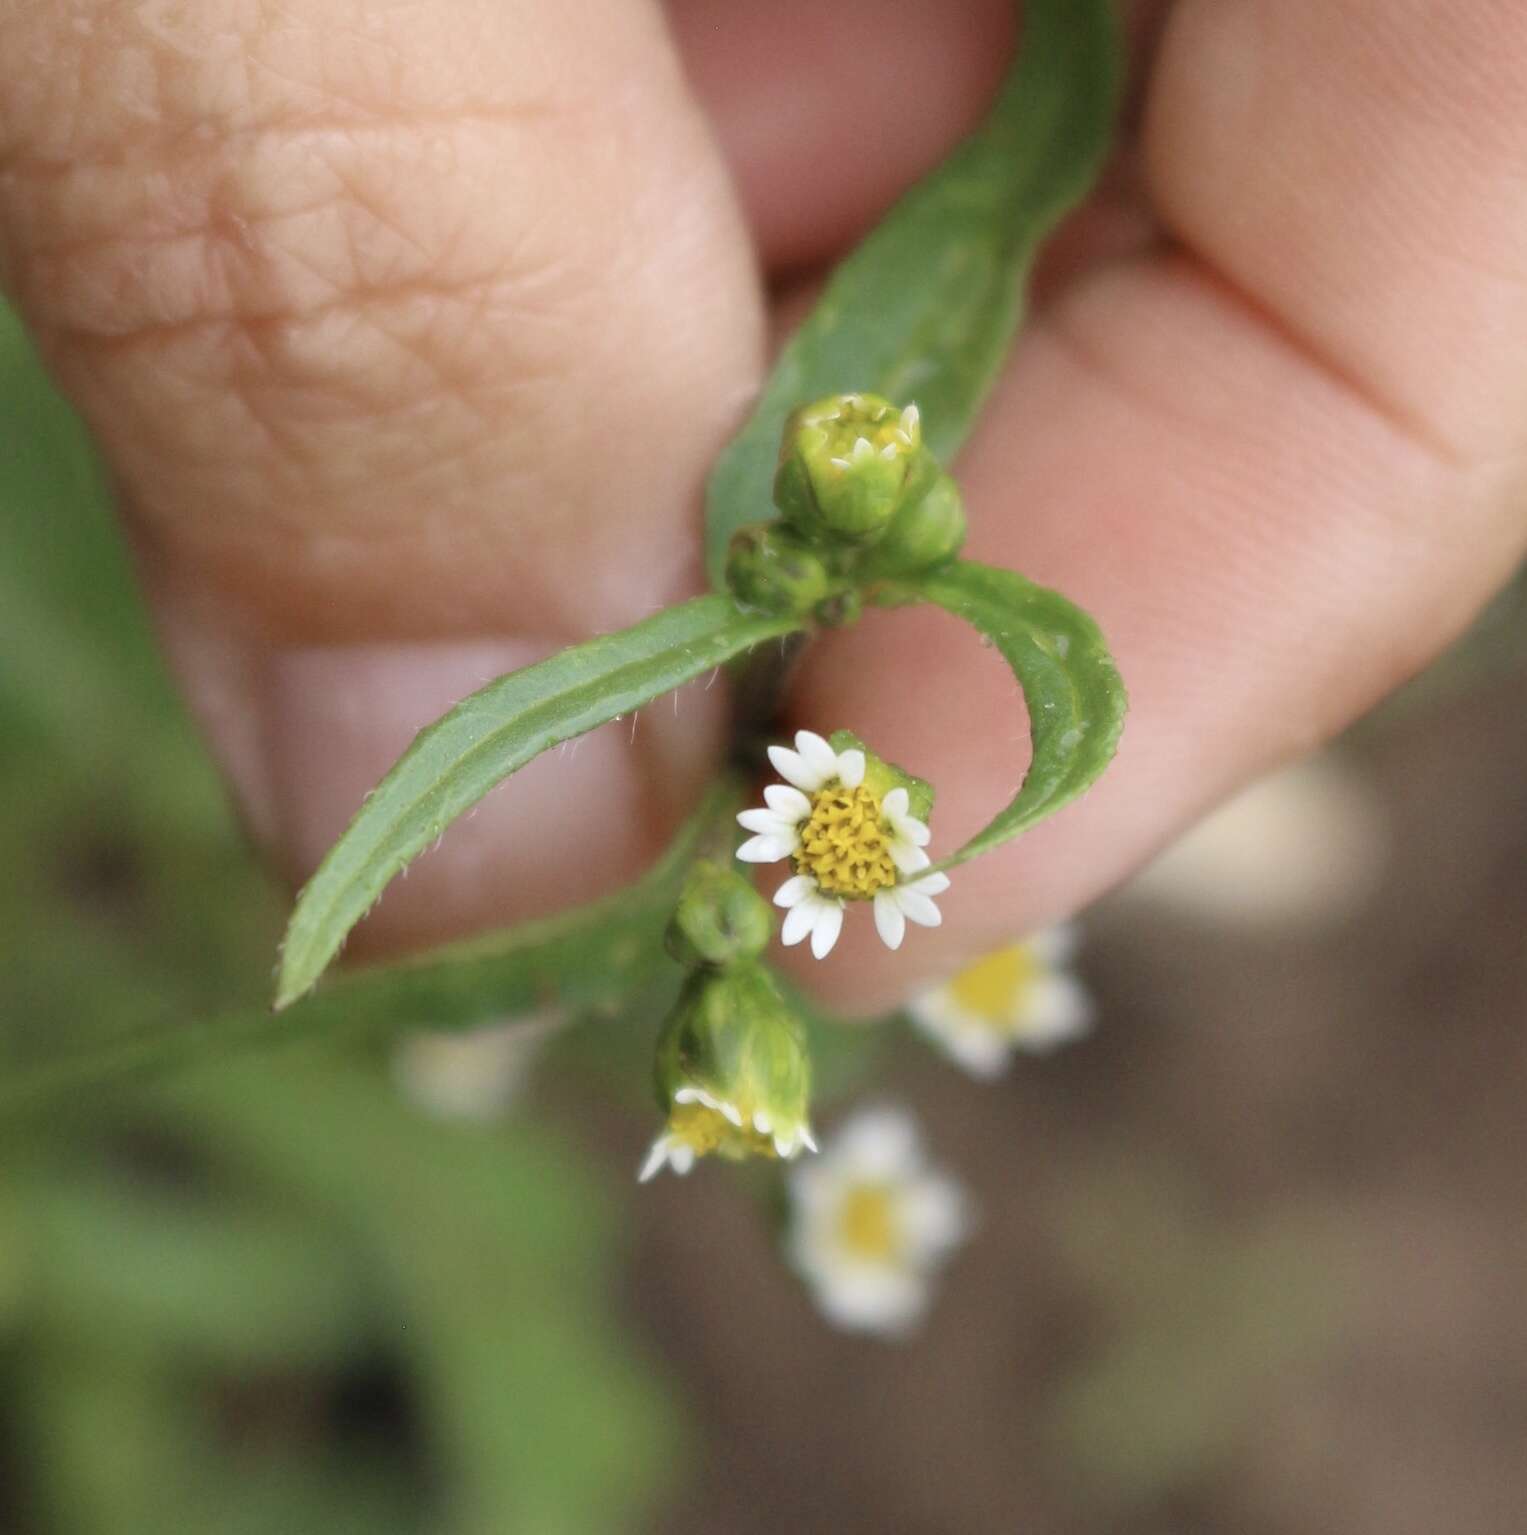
[2,300,1524,1535]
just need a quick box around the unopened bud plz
[639,963,816,1179]
[863,468,966,579]
[666,860,773,968]
[774,393,926,544]
[724,524,833,615]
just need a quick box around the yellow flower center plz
[948,943,1039,1024]
[668,1100,778,1162]
[794,784,897,899]
[837,1184,900,1261]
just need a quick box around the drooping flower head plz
[908,927,1094,1077]
[639,962,816,1182]
[737,729,950,958]
[786,1106,969,1338]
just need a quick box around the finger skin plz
[0,0,763,942]
[786,0,1527,1010]
[0,0,1032,957]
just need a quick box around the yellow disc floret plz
[667,1099,781,1163]
[795,784,898,899]
[947,943,1039,1022]
[837,1183,900,1261]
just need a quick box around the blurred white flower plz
[907,927,1093,1078]
[787,1107,969,1338]
[1123,756,1386,929]
[392,1016,557,1122]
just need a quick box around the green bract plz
[826,729,935,824]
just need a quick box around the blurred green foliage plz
[0,306,685,1534]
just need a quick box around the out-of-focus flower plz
[639,964,815,1181]
[786,1107,968,1338]
[737,729,949,958]
[392,1015,558,1122]
[908,927,1093,1077]
[1123,756,1387,930]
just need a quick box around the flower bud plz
[639,963,815,1179]
[774,394,925,544]
[666,860,773,968]
[724,524,833,615]
[862,468,966,579]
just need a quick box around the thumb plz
[0,0,763,953]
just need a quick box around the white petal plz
[836,750,866,789]
[795,730,839,782]
[901,403,920,435]
[896,889,943,928]
[900,1176,971,1259]
[781,898,821,946]
[943,1032,1013,1079]
[737,834,792,864]
[773,874,817,909]
[768,744,826,792]
[881,787,909,818]
[851,435,874,462]
[873,891,906,950]
[670,1144,696,1175]
[833,1108,922,1177]
[799,1126,819,1154]
[908,870,951,896]
[754,1110,771,1134]
[809,900,844,959]
[892,813,931,847]
[737,808,794,836]
[764,784,812,820]
[1012,974,1094,1052]
[891,842,931,875]
[638,1137,672,1182]
[811,1268,928,1338]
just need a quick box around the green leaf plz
[916,559,1126,869]
[704,0,1122,584]
[0,783,737,1123]
[276,597,798,1007]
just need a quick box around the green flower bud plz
[639,963,815,1179]
[774,393,925,544]
[862,469,967,579]
[666,860,773,968]
[724,524,833,615]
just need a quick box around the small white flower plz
[787,1106,969,1338]
[907,926,1093,1078]
[737,730,948,958]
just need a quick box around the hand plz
[1,0,1523,1012]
